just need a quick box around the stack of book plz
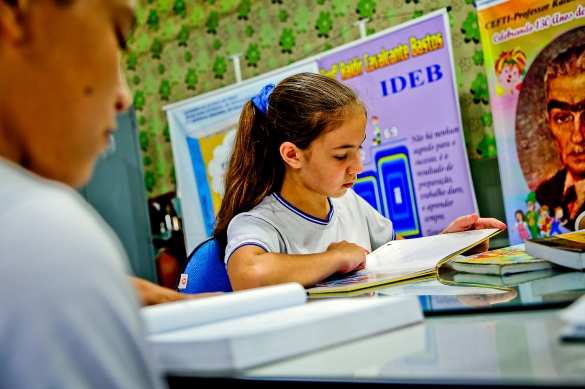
[449,244,553,288]
[525,231,585,270]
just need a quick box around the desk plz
[243,309,585,385]
[168,308,585,388]
[167,271,585,388]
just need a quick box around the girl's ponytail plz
[214,101,280,247]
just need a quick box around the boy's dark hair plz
[214,72,366,247]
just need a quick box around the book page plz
[141,282,307,335]
[366,229,499,271]
[307,229,501,294]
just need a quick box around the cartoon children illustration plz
[372,116,381,146]
[525,192,540,239]
[551,206,567,236]
[511,210,530,241]
[538,205,552,237]
[494,47,527,96]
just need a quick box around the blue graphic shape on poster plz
[375,146,421,237]
[186,137,214,237]
[354,171,382,214]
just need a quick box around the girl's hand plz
[326,240,367,273]
[442,213,506,234]
[441,213,507,253]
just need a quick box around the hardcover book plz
[451,244,552,276]
[525,231,585,270]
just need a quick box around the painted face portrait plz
[515,27,585,231]
[546,71,585,178]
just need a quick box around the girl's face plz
[516,212,523,222]
[298,113,366,198]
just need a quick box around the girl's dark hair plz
[214,72,366,247]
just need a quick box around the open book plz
[307,228,502,295]
[142,283,423,372]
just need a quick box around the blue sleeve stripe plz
[226,242,269,263]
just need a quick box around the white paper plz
[148,297,417,341]
[141,282,307,334]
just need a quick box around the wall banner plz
[477,0,585,244]
[166,10,477,251]
[318,10,477,238]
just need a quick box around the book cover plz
[527,231,585,252]
[525,231,585,270]
[451,244,552,275]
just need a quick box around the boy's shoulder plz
[0,157,84,213]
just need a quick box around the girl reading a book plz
[214,73,506,291]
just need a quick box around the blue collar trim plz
[273,193,334,225]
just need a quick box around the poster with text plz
[477,0,585,244]
[318,10,477,238]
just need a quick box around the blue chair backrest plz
[176,237,233,293]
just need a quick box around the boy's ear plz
[279,141,302,170]
[0,0,30,44]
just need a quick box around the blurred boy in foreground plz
[0,0,200,387]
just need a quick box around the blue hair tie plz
[251,84,275,114]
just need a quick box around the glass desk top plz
[238,309,585,386]
[168,266,585,388]
[307,265,585,315]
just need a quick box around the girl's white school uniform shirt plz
[225,189,396,264]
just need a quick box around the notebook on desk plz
[143,283,424,372]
